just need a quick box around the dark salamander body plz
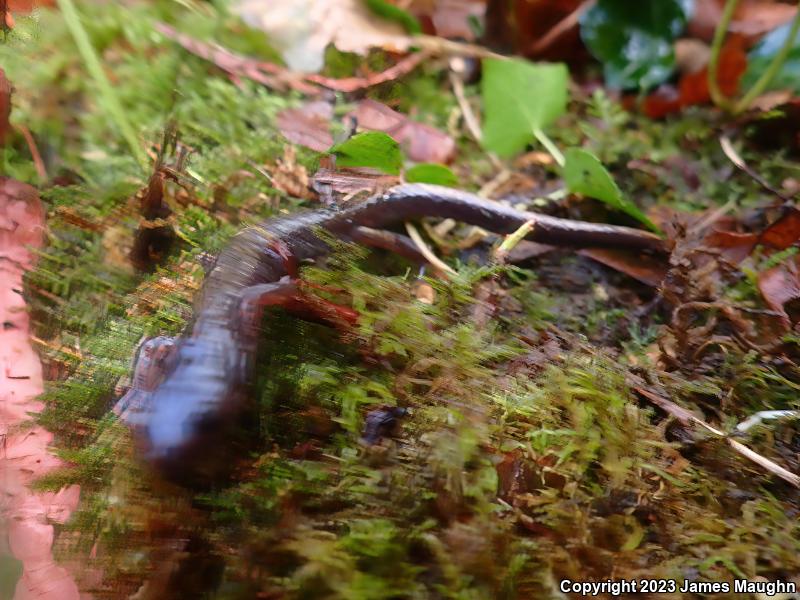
[115,183,663,483]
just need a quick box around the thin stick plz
[404,221,456,276]
[307,50,431,92]
[15,124,47,182]
[414,35,505,60]
[635,386,800,488]
[529,0,596,55]
[449,68,504,171]
[720,134,793,201]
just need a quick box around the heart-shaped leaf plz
[405,163,458,186]
[481,58,568,157]
[564,148,659,232]
[329,131,403,175]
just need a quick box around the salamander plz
[113,183,663,483]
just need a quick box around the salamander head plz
[139,334,245,481]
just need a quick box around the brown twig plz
[307,50,431,92]
[634,386,800,487]
[155,22,322,95]
[16,124,47,182]
[414,35,505,60]
[529,0,596,56]
[720,134,793,202]
[157,23,505,98]
[158,22,431,96]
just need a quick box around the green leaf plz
[563,148,658,231]
[580,0,691,90]
[405,163,458,186]
[742,21,800,93]
[329,132,403,175]
[481,58,568,157]
[364,0,421,34]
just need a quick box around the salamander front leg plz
[236,277,358,335]
[114,335,178,425]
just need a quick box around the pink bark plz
[0,177,83,600]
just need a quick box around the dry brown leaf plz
[270,146,315,200]
[350,99,456,163]
[760,207,800,249]
[430,0,484,40]
[758,256,800,323]
[703,229,758,265]
[689,0,797,41]
[578,248,667,287]
[276,101,334,152]
[233,0,411,72]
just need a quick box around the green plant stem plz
[707,0,739,110]
[734,6,800,113]
[532,128,565,167]
[57,0,147,169]
[494,218,536,264]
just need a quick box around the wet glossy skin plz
[115,183,663,482]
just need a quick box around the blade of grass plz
[57,0,148,169]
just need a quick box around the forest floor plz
[3,1,800,598]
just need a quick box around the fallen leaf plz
[760,207,800,249]
[703,229,758,264]
[733,1,797,37]
[758,256,800,323]
[690,0,797,41]
[431,0,484,40]
[269,145,315,200]
[638,35,747,118]
[233,0,411,73]
[350,99,456,163]
[504,240,556,262]
[276,101,334,151]
[578,248,667,287]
